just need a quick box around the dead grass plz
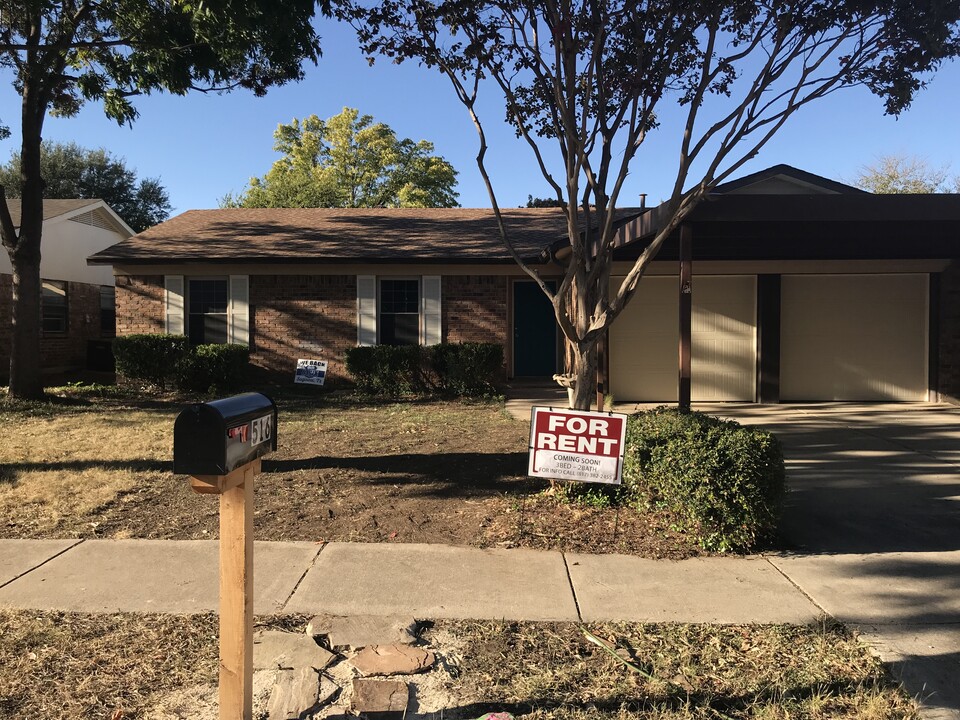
[0,610,916,720]
[0,408,174,535]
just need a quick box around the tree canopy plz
[0,142,171,232]
[855,154,959,194]
[339,0,960,408]
[0,0,324,398]
[224,107,460,208]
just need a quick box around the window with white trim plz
[188,278,229,344]
[357,275,441,347]
[379,278,420,346]
[164,274,249,346]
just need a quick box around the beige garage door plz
[780,274,928,401]
[609,275,756,402]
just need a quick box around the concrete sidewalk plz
[2,538,959,718]
[0,538,820,623]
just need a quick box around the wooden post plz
[679,224,693,412]
[595,330,609,411]
[191,459,258,720]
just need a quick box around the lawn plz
[0,610,916,719]
[0,386,698,557]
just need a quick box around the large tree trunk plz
[569,342,598,410]
[5,74,47,398]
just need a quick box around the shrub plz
[113,334,188,390]
[176,344,250,395]
[622,407,786,552]
[345,345,429,395]
[430,342,503,397]
[345,342,504,397]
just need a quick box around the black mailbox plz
[174,393,277,476]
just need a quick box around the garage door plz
[609,275,756,401]
[780,274,928,401]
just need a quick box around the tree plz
[0,0,323,398]
[224,107,460,208]
[339,0,960,409]
[855,153,957,194]
[526,195,565,208]
[0,142,172,232]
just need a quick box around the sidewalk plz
[0,539,820,622]
[2,538,959,718]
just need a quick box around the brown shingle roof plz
[88,207,642,265]
[5,198,103,226]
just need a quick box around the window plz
[188,278,228,345]
[41,280,68,334]
[100,286,116,337]
[379,278,420,346]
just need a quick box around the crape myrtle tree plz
[223,107,460,208]
[337,0,960,409]
[0,0,324,398]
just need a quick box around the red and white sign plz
[527,407,628,485]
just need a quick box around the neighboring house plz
[88,165,960,403]
[1,199,134,381]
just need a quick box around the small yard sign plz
[294,359,327,386]
[528,407,628,485]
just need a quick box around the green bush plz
[345,342,504,397]
[113,334,188,390]
[345,345,429,395]
[176,344,251,394]
[430,342,503,396]
[622,407,786,552]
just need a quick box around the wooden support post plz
[679,224,693,412]
[595,330,609,411]
[219,458,256,720]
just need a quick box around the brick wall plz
[442,275,508,346]
[0,273,108,381]
[111,272,511,383]
[115,275,165,335]
[939,263,960,404]
[250,275,357,382]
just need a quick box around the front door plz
[513,280,558,376]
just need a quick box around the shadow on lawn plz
[264,452,534,497]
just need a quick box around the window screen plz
[188,278,228,345]
[41,280,68,333]
[379,278,420,346]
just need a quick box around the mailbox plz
[174,392,277,476]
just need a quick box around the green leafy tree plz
[0,0,323,398]
[224,107,460,208]
[855,153,957,194]
[0,142,172,232]
[340,0,960,409]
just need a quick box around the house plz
[87,166,960,403]
[1,199,134,381]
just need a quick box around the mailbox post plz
[174,393,277,720]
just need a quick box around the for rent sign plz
[527,407,628,485]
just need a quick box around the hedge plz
[622,407,786,552]
[176,344,251,394]
[113,334,249,394]
[345,342,503,397]
[113,334,189,390]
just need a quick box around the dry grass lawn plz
[0,406,175,535]
[0,610,917,719]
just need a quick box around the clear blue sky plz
[2,18,959,216]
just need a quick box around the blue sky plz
[2,18,959,216]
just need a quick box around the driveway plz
[699,402,960,720]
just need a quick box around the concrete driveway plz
[697,402,960,720]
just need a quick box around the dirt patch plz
[0,390,703,557]
[0,610,916,719]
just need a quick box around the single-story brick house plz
[2,199,132,381]
[88,165,960,403]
